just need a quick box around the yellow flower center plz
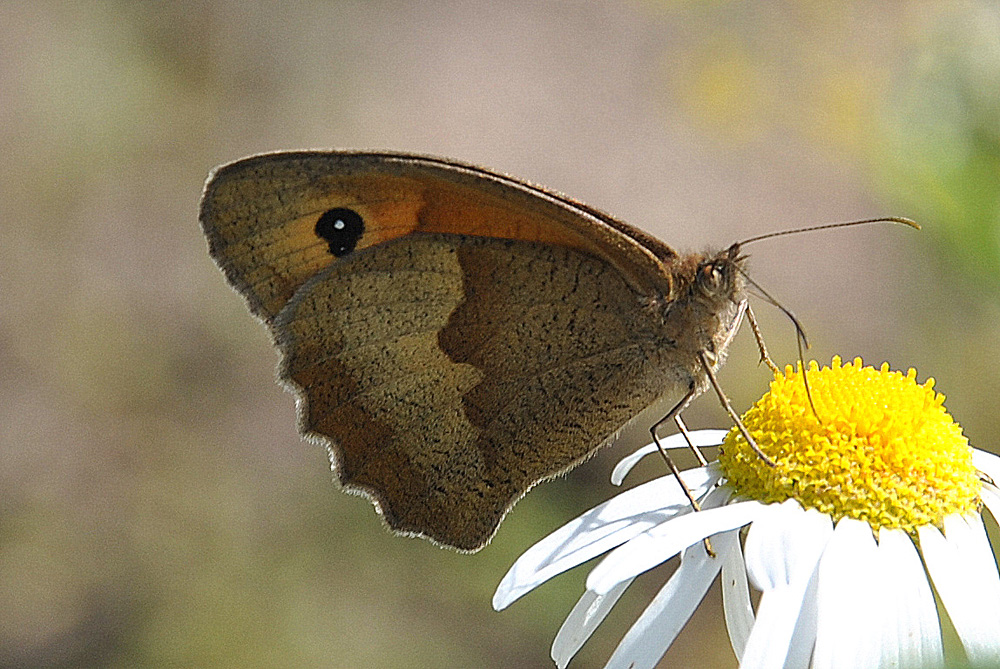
[718,356,980,533]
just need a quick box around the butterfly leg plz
[698,350,776,467]
[746,304,780,374]
[650,389,716,556]
[673,414,708,466]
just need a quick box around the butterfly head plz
[651,242,748,367]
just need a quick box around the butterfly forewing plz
[199,152,677,323]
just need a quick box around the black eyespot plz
[315,207,364,257]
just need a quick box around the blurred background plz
[2,1,998,667]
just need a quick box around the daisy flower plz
[493,356,1000,668]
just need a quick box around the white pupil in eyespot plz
[334,219,345,230]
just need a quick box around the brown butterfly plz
[199,150,757,551]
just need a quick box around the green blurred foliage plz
[1,1,997,667]
[874,4,1000,292]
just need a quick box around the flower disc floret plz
[719,356,979,533]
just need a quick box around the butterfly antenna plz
[738,216,919,247]
[730,217,917,421]
[738,267,821,420]
[796,330,820,421]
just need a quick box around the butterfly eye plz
[697,262,728,298]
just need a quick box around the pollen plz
[718,356,980,533]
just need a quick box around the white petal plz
[493,467,720,609]
[739,502,832,669]
[948,515,1000,602]
[604,541,724,669]
[550,578,633,668]
[718,528,753,658]
[783,595,819,669]
[875,527,944,669]
[919,516,1000,665]
[744,500,834,592]
[585,491,762,596]
[812,518,882,669]
[738,572,819,669]
[972,448,1000,483]
[980,481,1000,521]
[612,431,728,485]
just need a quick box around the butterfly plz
[199,150,757,551]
